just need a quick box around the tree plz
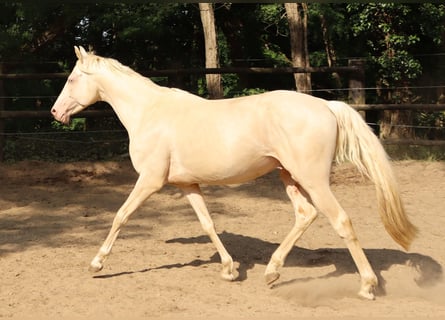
[347,3,445,139]
[284,3,311,93]
[199,3,223,99]
[310,4,346,88]
[0,3,82,61]
[1,3,445,141]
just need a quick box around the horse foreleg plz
[181,184,236,281]
[89,174,164,272]
[264,169,318,285]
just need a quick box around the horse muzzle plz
[51,100,85,125]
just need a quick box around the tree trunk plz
[199,3,223,99]
[380,110,414,139]
[0,64,5,161]
[320,13,341,88]
[378,27,415,139]
[380,87,414,139]
[285,3,311,93]
[218,6,249,91]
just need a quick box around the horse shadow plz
[95,231,442,296]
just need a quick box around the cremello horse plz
[51,46,417,300]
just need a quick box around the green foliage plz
[307,4,349,65]
[415,112,445,140]
[262,44,289,67]
[347,3,445,87]
[257,4,288,38]
[1,3,445,161]
[51,118,86,132]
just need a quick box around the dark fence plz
[1,61,444,161]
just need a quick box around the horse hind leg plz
[264,169,318,285]
[301,181,378,300]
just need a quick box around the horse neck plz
[96,70,162,135]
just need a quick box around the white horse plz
[51,46,417,300]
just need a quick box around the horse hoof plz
[89,261,103,273]
[221,273,235,281]
[265,272,280,286]
[358,289,375,300]
[221,269,238,281]
[220,261,238,281]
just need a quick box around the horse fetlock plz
[268,254,284,271]
[220,259,236,281]
[89,257,104,273]
[358,276,378,300]
[220,266,237,281]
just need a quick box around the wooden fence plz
[1,61,444,160]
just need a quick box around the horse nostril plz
[51,108,56,114]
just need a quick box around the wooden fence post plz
[0,63,5,161]
[348,58,365,118]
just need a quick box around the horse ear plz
[74,46,82,62]
[78,46,88,57]
[74,46,89,62]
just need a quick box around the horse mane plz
[77,51,142,79]
[75,50,187,95]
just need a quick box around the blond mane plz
[77,51,141,78]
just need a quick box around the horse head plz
[51,46,101,124]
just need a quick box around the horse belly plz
[167,155,280,185]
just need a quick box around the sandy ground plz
[0,159,444,318]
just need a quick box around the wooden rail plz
[0,109,115,119]
[353,104,445,111]
[0,66,360,80]
[1,62,444,160]
[1,104,445,119]
[1,105,444,149]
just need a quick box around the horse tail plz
[327,100,417,250]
